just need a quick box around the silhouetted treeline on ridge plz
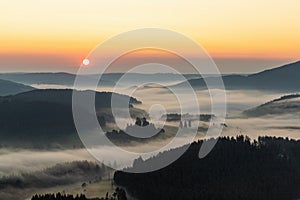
[114,136,300,200]
[32,193,88,200]
[31,187,127,200]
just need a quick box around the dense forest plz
[114,136,300,200]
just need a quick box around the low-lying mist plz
[5,82,296,186]
[0,149,93,176]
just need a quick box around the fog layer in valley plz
[1,77,299,199]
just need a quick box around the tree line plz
[114,135,300,200]
[31,187,127,200]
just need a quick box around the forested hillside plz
[115,136,300,200]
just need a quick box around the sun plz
[82,58,90,66]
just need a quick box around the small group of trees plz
[179,120,192,128]
[106,116,165,143]
[135,117,149,127]
[102,188,127,200]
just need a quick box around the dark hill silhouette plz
[1,89,141,108]
[247,61,300,90]
[249,61,300,79]
[114,136,300,200]
[0,89,142,149]
[243,94,300,117]
[173,61,300,91]
[0,79,34,96]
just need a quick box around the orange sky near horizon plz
[0,0,299,73]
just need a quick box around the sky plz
[0,0,299,74]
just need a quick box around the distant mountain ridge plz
[0,79,34,96]
[173,61,300,91]
[0,73,116,87]
[0,72,204,87]
[1,61,299,92]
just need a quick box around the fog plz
[0,136,198,178]
[1,81,298,180]
[0,149,94,176]
[223,115,300,140]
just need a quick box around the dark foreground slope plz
[114,136,300,200]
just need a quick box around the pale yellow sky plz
[0,0,299,72]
